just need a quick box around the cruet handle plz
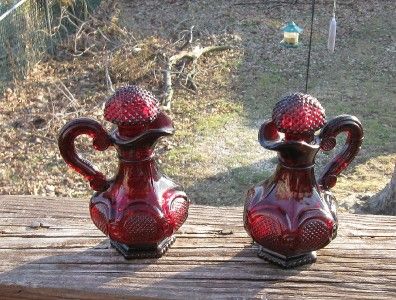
[58,118,113,192]
[318,115,363,190]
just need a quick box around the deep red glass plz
[58,86,189,258]
[244,93,363,268]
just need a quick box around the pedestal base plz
[111,236,176,259]
[257,246,317,268]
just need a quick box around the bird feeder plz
[281,22,303,48]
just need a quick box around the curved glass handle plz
[58,118,113,191]
[318,115,363,190]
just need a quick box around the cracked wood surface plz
[0,195,395,299]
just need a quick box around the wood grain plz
[0,195,395,299]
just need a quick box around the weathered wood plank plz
[0,195,395,299]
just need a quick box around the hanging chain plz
[304,0,316,93]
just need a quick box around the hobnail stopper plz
[272,93,326,138]
[104,85,159,126]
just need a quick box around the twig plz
[24,131,56,143]
[71,44,95,57]
[179,25,194,50]
[73,20,89,53]
[59,81,77,103]
[179,82,198,94]
[53,81,79,109]
[162,59,174,111]
[104,54,115,93]
[54,0,127,56]
[185,64,198,91]
[97,28,116,45]
[173,18,189,34]
[44,86,56,134]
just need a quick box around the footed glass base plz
[258,246,317,268]
[111,236,176,259]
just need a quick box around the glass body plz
[244,116,363,266]
[244,140,337,259]
[58,116,189,256]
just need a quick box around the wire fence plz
[0,0,101,93]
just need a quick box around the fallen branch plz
[104,54,115,93]
[161,45,232,110]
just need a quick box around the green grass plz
[196,112,237,135]
[229,167,271,187]
[166,145,206,165]
[259,72,286,90]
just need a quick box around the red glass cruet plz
[58,85,189,258]
[244,93,363,268]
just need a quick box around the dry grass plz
[109,36,163,84]
[336,154,396,195]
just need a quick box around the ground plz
[0,0,395,212]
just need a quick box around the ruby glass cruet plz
[244,93,363,268]
[58,86,189,258]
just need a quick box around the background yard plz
[0,0,394,212]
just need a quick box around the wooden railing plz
[0,195,395,299]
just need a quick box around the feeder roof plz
[282,22,303,33]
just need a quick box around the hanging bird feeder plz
[281,21,303,48]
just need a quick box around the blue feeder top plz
[282,22,303,33]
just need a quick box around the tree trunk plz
[368,163,396,215]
